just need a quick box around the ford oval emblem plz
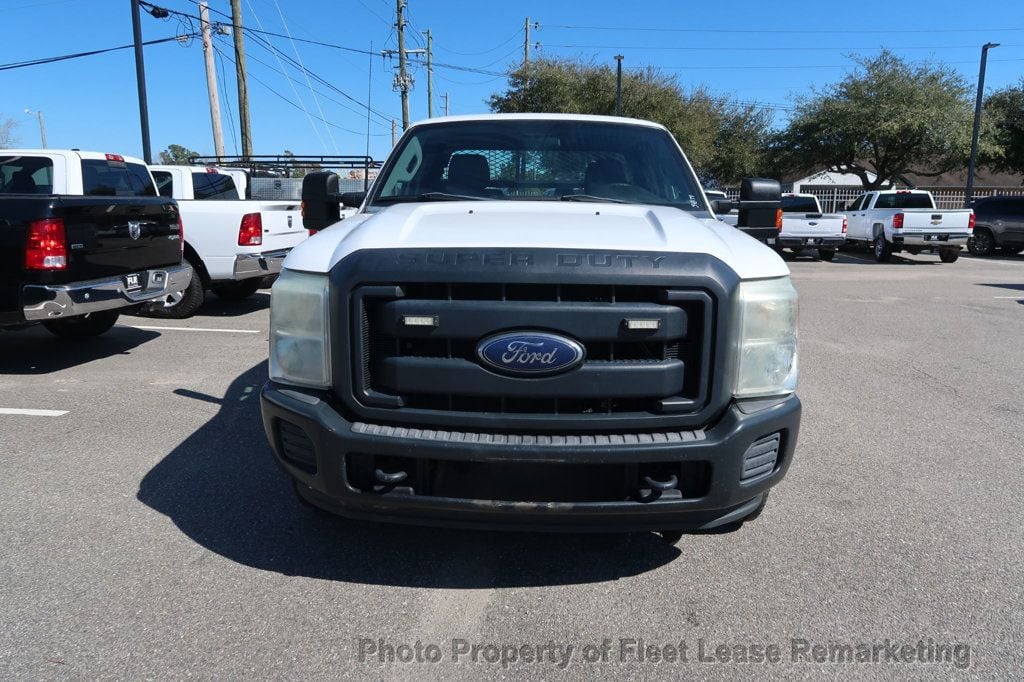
[477,331,585,377]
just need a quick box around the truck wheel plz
[873,234,892,262]
[42,310,120,339]
[211,279,263,301]
[817,248,836,262]
[967,228,996,256]
[939,248,960,263]
[142,256,205,319]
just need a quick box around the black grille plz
[741,433,780,481]
[277,421,317,473]
[353,283,714,419]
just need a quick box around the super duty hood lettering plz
[394,252,667,268]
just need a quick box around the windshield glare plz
[371,120,706,211]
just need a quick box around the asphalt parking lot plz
[1,250,1022,679]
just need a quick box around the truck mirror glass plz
[301,172,341,231]
[711,199,733,215]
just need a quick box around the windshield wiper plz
[560,194,627,204]
[375,192,486,204]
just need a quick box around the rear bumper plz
[775,236,845,248]
[21,263,193,321]
[233,249,290,281]
[894,233,970,247]
[260,384,801,532]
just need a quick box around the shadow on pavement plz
[129,292,271,320]
[0,324,159,375]
[975,283,1024,292]
[138,361,682,588]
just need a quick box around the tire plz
[873,233,892,262]
[141,255,205,319]
[967,228,996,256]
[211,279,262,301]
[939,248,960,263]
[818,248,836,262]
[43,310,119,339]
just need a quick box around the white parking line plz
[0,408,68,417]
[121,325,261,334]
[993,296,1024,299]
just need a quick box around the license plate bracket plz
[124,273,144,292]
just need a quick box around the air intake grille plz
[741,433,780,481]
[353,283,714,417]
[278,421,317,474]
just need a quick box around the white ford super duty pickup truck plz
[145,165,306,317]
[774,193,846,261]
[260,114,801,543]
[844,189,974,263]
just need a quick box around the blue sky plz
[2,0,1022,162]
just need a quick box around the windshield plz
[370,119,706,211]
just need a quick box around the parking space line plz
[0,408,68,417]
[121,325,261,334]
[993,296,1024,300]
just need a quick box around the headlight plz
[270,269,331,389]
[732,276,798,398]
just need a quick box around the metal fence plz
[722,186,1024,212]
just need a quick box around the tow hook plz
[642,474,678,492]
[374,468,408,485]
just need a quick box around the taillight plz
[892,213,904,229]
[775,208,783,230]
[25,218,67,270]
[842,218,848,234]
[238,213,263,246]
[307,229,317,236]
[177,215,185,254]
[968,213,975,230]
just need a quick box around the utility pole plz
[966,42,999,207]
[25,109,46,148]
[443,92,449,116]
[614,55,624,116]
[229,0,252,158]
[524,17,530,65]
[425,29,433,118]
[129,0,153,163]
[391,119,397,147]
[396,0,410,130]
[365,41,373,192]
[199,2,225,157]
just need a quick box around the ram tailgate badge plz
[476,331,585,377]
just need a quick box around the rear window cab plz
[0,152,155,198]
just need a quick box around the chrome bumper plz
[233,249,290,280]
[22,263,193,321]
[896,233,970,247]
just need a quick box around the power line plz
[435,28,524,57]
[638,57,1024,71]
[0,35,184,72]
[547,23,1024,35]
[546,43,1024,52]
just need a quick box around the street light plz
[965,42,999,207]
[24,108,46,148]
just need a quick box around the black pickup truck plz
[1,151,192,338]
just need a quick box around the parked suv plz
[968,196,1024,256]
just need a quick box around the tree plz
[774,51,976,190]
[0,116,16,148]
[158,144,200,164]
[982,80,1024,178]
[282,149,320,178]
[487,59,771,185]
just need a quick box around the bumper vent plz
[741,433,780,482]
[278,421,317,474]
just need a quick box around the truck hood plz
[283,201,789,280]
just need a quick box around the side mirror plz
[736,178,782,229]
[301,171,341,231]
[340,191,366,209]
[711,199,733,215]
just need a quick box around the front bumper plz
[233,249,290,280]
[22,263,193,321]
[894,232,970,247]
[260,384,801,532]
[775,236,845,248]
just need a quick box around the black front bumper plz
[260,383,801,532]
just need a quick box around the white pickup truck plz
[774,194,846,261]
[146,165,305,317]
[845,189,974,263]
